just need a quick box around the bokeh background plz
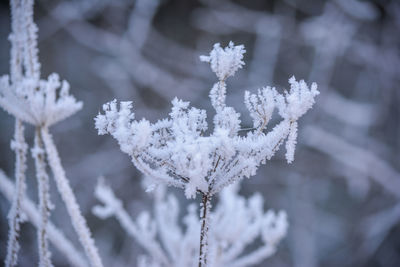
[0,0,399,266]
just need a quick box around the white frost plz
[93,181,288,267]
[95,42,319,198]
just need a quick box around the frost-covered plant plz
[0,171,88,267]
[0,1,102,266]
[95,41,319,266]
[93,180,288,267]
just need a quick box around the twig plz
[41,127,103,267]
[0,170,88,267]
[199,193,211,267]
[33,127,53,267]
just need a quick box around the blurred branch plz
[303,125,400,198]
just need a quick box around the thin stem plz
[0,171,88,267]
[5,120,27,267]
[41,127,104,267]
[21,0,40,79]
[5,0,26,264]
[256,118,268,135]
[33,127,53,267]
[111,197,170,265]
[9,0,23,84]
[199,193,211,267]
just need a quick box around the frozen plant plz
[95,41,319,266]
[0,171,88,267]
[93,180,288,267]
[0,0,103,266]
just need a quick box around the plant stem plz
[41,127,104,267]
[0,171,88,267]
[199,193,211,267]
[5,120,27,267]
[33,127,53,267]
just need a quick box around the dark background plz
[0,0,399,266]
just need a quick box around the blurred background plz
[0,0,399,266]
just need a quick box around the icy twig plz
[93,179,170,266]
[32,128,53,267]
[0,170,88,267]
[5,120,27,267]
[41,128,103,267]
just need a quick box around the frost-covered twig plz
[0,170,88,267]
[93,179,170,266]
[32,128,53,267]
[198,194,211,267]
[5,120,28,267]
[41,128,103,267]
[96,42,318,266]
[5,0,30,265]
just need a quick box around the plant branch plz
[5,120,27,267]
[41,127,103,267]
[33,127,53,267]
[0,170,88,267]
[199,193,211,267]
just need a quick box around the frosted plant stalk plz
[95,42,318,266]
[32,128,53,267]
[5,0,31,266]
[0,171,88,267]
[41,128,103,267]
[0,0,103,266]
[5,120,27,267]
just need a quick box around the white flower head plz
[0,73,82,127]
[96,43,319,198]
[200,41,246,81]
